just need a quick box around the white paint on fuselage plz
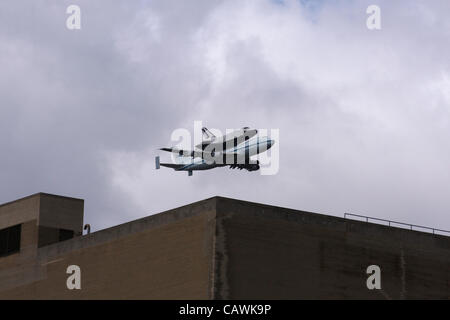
[195,128,258,150]
[177,136,274,171]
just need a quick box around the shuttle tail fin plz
[202,127,216,140]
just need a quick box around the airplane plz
[155,127,274,176]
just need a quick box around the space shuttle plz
[156,126,272,176]
[196,127,258,150]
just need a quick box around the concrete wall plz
[38,194,84,235]
[0,194,40,230]
[0,198,216,299]
[213,197,450,299]
[0,193,84,250]
[0,195,449,299]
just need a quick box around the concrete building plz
[0,193,449,299]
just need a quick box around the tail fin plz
[202,127,216,140]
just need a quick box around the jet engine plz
[229,160,260,171]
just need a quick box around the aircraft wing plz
[156,155,192,171]
[159,163,185,170]
[160,147,203,158]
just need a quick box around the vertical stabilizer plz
[202,127,216,140]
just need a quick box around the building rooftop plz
[0,193,449,299]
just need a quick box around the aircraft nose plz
[268,139,275,148]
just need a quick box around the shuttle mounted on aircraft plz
[155,127,274,176]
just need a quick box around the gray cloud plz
[1,0,449,232]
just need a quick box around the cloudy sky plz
[1,0,449,232]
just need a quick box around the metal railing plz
[344,213,450,236]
